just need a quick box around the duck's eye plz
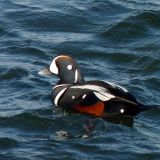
[67,64,73,70]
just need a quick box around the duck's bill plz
[38,68,52,75]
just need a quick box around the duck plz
[38,55,158,122]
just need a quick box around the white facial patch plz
[50,58,59,75]
[67,64,72,70]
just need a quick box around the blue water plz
[0,0,160,159]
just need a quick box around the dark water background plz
[0,0,160,159]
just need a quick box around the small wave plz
[0,26,6,36]
[145,106,160,117]
[137,11,160,28]
[0,112,53,131]
[142,59,160,74]
[0,68,29,81]
[0,137,17,149]
[101,20,145,39]
[100,11,160,40]
[12,46,48,59]
[106,52,138,64]
[131,55,160,75]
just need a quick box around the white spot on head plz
[120,109,124,113]
[82,94,86,99]
[50,55,71,75]
[67,64,72,70]
[72,96,75,99]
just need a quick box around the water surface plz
[0,0,160,159]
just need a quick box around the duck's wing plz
[69,83,141,116]
[53,83,140,116]
[56,82,139,108]
[85,80,138,104]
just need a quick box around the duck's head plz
[38,55,84,84]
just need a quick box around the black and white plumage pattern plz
[51,80,142,117]
[39,55,158,120]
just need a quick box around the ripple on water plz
[0,137,17,149]
[100,11,160,41]
[0,25,6,36]
[0,0,160,160]
[0,68,29,81]
[0,112,53,131]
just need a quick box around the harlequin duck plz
[38,55,84,84]
[39,55,158,119]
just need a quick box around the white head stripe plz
[54,88,67,106]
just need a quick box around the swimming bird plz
[39,55,158,121]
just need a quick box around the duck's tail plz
[140,104,160,112]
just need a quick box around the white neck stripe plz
[74,69,78,83]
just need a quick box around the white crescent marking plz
[54,88,67,106]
